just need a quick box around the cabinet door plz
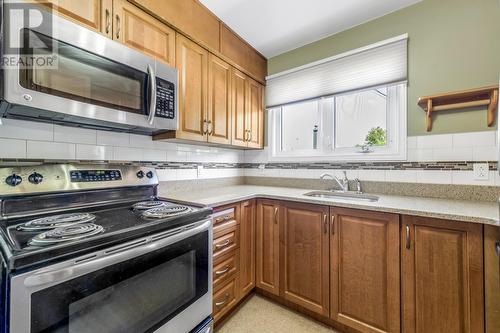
[113,0,175,66]
[484,225,500,333]
[36,0,111,36]
[246,78,264,149]
[281,202,329,316]
[239,200,256,298]
[207,54,232,145]
[331,207,400,333]
[175,34,208,142]
[256,199,280,296]
[231,68,248,147]
[402,216,484,333]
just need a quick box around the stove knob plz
[146,171,154,179]
[28,172,43,184]
[136,170,145,179]
[5,174,22,187]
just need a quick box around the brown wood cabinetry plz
[113,0,175,66]
[281,202,330,316]
[35,0,111,35]
[330,208,400,333]
[128,0,220,52]
[207,54,232,145]
[256,199,280,296]
[484,224,500,333]
[239,200,256,299]
[231,69,264,149]
[402,216,484,333]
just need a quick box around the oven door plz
[9,220,212,333]
[2,2,178,133]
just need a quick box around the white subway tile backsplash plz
[407,148,433,162]
[0,138,26,158]
[156,169,177,182]
[96,131,130,147]
[451,170,495,186]
[432,147,473,161]
[113,147,142,161]
[177,169,197,180]
[76,144,113,160]
[54,125,96,145]
[165,150,188,162]
[385,170,417,183]
[416,134,452,149]
[357,170,386,181]
[27,141,75,159]
[0,119,53,141]
[452,131,496,148]
[416,170,452,184]
[407,137,417,149]
[142,149,167,162]
[472,146,498,161]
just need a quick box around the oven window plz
[19,29,148,114]
[29,231,209,333]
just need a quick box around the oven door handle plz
[23,219,211,288]
[147,63,157,125]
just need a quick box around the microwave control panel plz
[155,79,175,119]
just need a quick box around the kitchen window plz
[267,35,407,161]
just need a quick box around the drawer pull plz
[215,293,230,307]
[323,214,328,234]
[215,239,231,249]
[215,266,230,276]
[274,207,278,224]
[331,215,335,235]
[405,225,411,250]
[215,215,232,223]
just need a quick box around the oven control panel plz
[70,170,122,182]
[155,78,175,119]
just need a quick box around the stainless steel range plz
[0,164,213,333]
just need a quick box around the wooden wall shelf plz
[418,85,499,131]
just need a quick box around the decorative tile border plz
[0,159,497,171]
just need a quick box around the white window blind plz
[266,35,408,108]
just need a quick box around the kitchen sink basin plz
[303,191,379,202]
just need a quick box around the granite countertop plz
[158,185,500,226]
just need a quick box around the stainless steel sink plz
[303,191,379,202]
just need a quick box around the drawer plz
[212,207,237,234]
[213,250,239,290]
[213,277,237,320]
[213,224,239,260]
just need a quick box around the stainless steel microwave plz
[0,1,178,134]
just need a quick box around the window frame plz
[268,83,407,162]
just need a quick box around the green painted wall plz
[268,0,500,136]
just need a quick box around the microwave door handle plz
[147,64,157,125]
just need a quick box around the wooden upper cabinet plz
[113,0,175,66]
[239,200,256,299]
[231,68,249,148]
[402,216,484,333]
[247,78,264,149]
[281,202,330,316]
[207,54,232,145]
[256,199,280,296]
[220,24,267,83]
[35,0,112,36]
[173,34,208,142]
[331,207,400,333]
[128,0,220,51]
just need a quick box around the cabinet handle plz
[405,225,411,250]
[274,207,278,224]
[203,119,208,135]
[105,9,111,34]
[248,131,252,142]
[115,14,121,39]
[331,215,335,235]
[215,293,230,307]
[495,241,500,257]
[323,214,328,234]
[215,239,231,249]
[207,120,213,135]
[215,265,230,276]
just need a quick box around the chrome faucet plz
[320,171,349,192]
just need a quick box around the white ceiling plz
[200,0,421,58]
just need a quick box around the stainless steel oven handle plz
[24,219,211,288]
[147,64,157,125]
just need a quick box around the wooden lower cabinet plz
[402,215,484,333]
[281,202,330,316]
[238,200,256,298]
[330,208,400,333]
[256,199,281,296]
[484,224,500,333]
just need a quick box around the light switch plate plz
[473,163,489,180]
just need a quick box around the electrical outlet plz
[258,164,266,173]
[197,165,204,178]
[473,163,489,180]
